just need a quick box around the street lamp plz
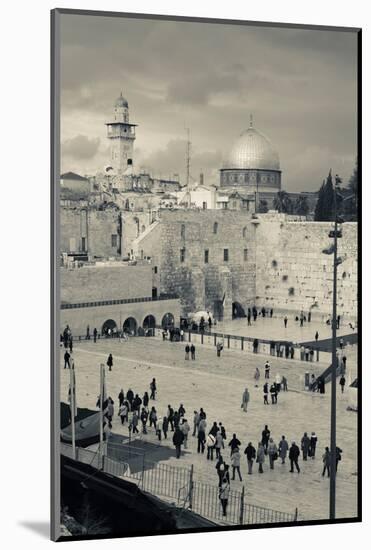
[329,173,342,520]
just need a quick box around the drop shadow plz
[18,521,50,539]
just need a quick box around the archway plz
[232,302,246,319]
[162,313,175,329]
[102,319,117,336]
[143,315,156,330]
[123,317,137,336]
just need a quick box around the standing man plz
[185,344,190,360]
[301,432,311,461]
[310,432,318,459]
[231,448,243,481]
[263,382,269,405]
[106,353,113,372]
[261,425,271,454]
[162,415,169,440]
[172,426,184,459]
[254,367,260,387]
[180,418,190,449]
[244,442,256,474]
[339,375,346,393]
[282,376,288,391]
[284,316,288,328]
[241,388,250,412]
[256,442,265,473]
[228,434,241,456]
[167,405,175,431]
[93,327,97,343]
[315,331,319,342]
[150,378,157,400]
[86,325,90,340]
[190,343,196,360]
[264,361,270,379]
[247,308,252,326]
[192,410,200,436]
[289,441,301,473]
[197,421,206,454]
[64,350,71,369]
[322,447,331,477]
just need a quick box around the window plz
[244,248,248,261]
[180,248,186,263]
[204,249,209,264]
[127,158,133,165]
[181,224,185,239]
[202,202,207,210]
[154,266,158,274]
[243,227,247,238]
[213,222,218,234]
[81,237,86,252]
[224,249,229,262]
[111,234,118,248]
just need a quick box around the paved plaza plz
[61,335,358,522]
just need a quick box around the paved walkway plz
[61,338,358,522]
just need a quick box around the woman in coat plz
[267,438,278,469]
[219,475,230,517]
[256,442,265,473]
[106,353,113,371]
[231,448,242,481]
[241,388,250,412]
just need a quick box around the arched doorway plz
[232,302,246,319]
[123,317,137,336]
[143,315,156,335]
[162,313,175,329]
[102,319,117,336]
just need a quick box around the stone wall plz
[255,216,357,321]
[133,210,256,319]
[60,263,153,304]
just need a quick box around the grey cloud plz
[62,134,100,160]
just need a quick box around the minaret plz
[105,92,137,173]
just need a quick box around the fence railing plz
[60,442,298,525]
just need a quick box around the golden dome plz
[225,123,280,171]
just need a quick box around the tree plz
[314,171,334,221]
[273,191,293,214]
[294,195,309,216]
[314,181,325,221]
[345,160,358,220]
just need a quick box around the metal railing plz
[61,293,179,310]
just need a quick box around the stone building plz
[60,261,180,336]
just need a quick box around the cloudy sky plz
[60,13,358,192]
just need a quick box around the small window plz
[154,266,158,274]
[244,248,248,261]
[243,227,247,238]
[204,249,209,264]
[213,222,218,234]
[223,249,229,262]
[127,158,133,165]
[181,224,185,239]
[81,237,86,252]
[180,248,186,263]
[202,201,207,210]
[111,234,118,247]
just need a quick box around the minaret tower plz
[105,92,137,173]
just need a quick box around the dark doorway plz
[232,302,246,319]
[123,317,137,336]
[101,319,117,336]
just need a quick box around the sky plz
[60,13,358,192]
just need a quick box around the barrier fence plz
[61,442,298,526]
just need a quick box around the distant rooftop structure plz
[61,172,88,181]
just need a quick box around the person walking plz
[206,433,216,460]
[216,456,228,486]
[131,411,139,434]
[106,398,114,429]
[261,425,271,454]
[282,376,288,391]
[197,422,206,454]
[185,344,190,360]
[126,388,134,409]
[192,410,200,436]
[284,316,288,328]
[118,389,125,407]
[140,407,148,434]
[322,447,331,477]
[310,432,318,458]
[215,430,224,459]
[172,426,184,459]
[267,438,278,469]
[86,325,90,340]
[339,337,344,350]
[149,406,157,429]
[244,442,256,474]
[339,375,346,394]
[119,402,128,425]
[264,361,270,379]
[315,331,319,342]
[162,415,169,439]
[180,418,190,449]
[263,382,269,405]
[219,475,230,517]
[156,416,163,441]
[336,447,343,472]
[289,442,300,473]
[247,309,252,326]
[301,432,311,461]
[241,388,250,412]
[228,434,241,456]
[150,378,157,400]
[278,435,289,464]
[190,344,196,360]
[253,338,259,353]
[231,448,243,481]
[256,442,265,473]
[143,391,149,408]
[106,353,113,372]
[64,350,71,369]
[254,367,260,387]
[219,422,226,445]
[270,383,278,405]
[132,394,142,413]
[216,341,223,357]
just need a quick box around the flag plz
[222,292,226,308]
[68,365,77,419]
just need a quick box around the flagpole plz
[70,363,76,460]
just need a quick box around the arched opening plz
[102,319,118,336]
[232,302,246,319]
[143,315,156,337]
[162,313,175,329]
[123,317,137,336]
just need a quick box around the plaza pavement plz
[60,336,358,522]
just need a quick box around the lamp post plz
[329,173,342,519]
